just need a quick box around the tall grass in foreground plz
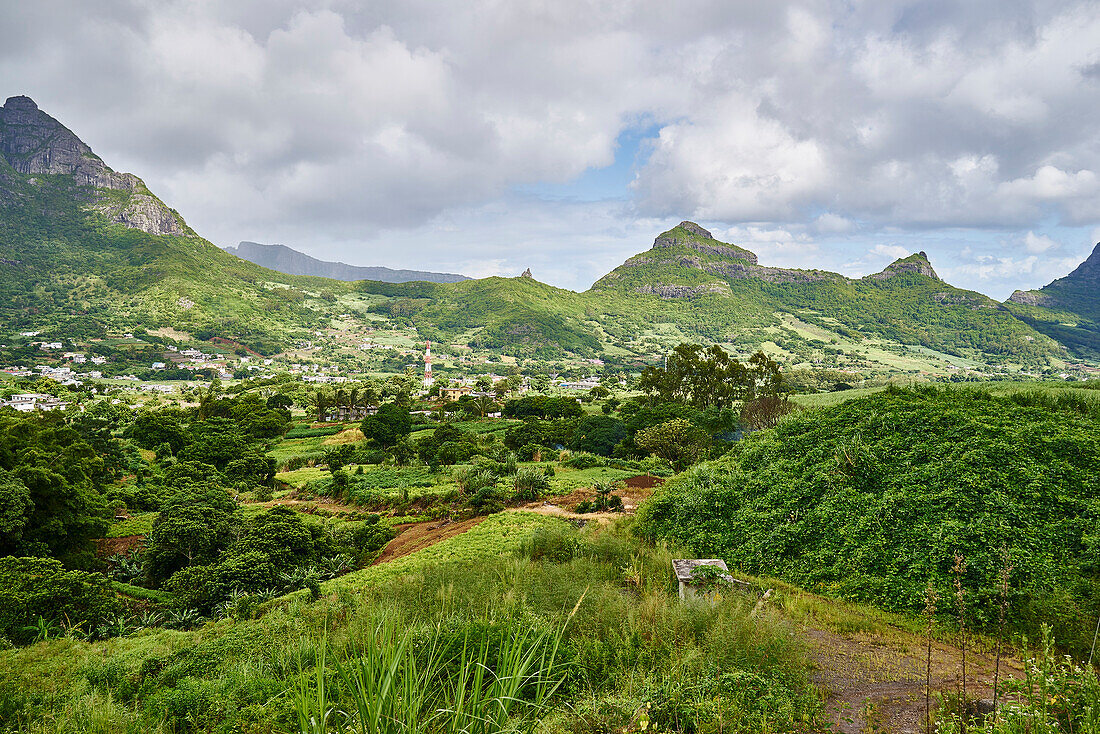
[0,516,821,733]
[292,614,567,734]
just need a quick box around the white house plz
[2,393,69,412]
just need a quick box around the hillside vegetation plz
[636,386,1100,651]
[0,158,339,353]
[0,96,1084,366]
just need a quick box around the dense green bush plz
[636,386,1100,650]
[0,557,120,644]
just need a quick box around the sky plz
[2,0,1100,299]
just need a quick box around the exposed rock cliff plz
[1064,242,1100,283]
[0,95,188,236]
[1008,243,1100,308]
[1007,289,1056,307]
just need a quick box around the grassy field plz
[790,379,1100,409]
[0,513,828,733]
[105,513,157,538]
[542,465,638,491]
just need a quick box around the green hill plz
[1005,243,1100,360]
[635,385,1100,650]
[0,95,338,352]
[590,222,1061,362]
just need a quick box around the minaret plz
[423,340,433,386]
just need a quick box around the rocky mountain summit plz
[0,95,188,236]
[1066,242,1100,282]
[1003,242,1100,359]
[1008,242,1100,307]
[866,251,940,281]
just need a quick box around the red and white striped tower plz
[423,340,433,386]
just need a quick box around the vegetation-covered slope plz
[0,95,1087,366]
[591,222,1061,361]
[0,149,340,353]
[1005,243,1100,360]
[357,276,603,357]
[635,386,1100,650]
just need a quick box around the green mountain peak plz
[651,221,759,264]
[1004,242,1100,359]
[865,251,940,281]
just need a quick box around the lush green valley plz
[4,92,1100,734]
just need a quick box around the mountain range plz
[1,94,1097,367]
[224,241,468,283]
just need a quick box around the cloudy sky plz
[3,0,1099,298]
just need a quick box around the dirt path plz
[508,475,660,521]
[805,623,1022,733]
[344,476,1024,734]
[371,516,487,565]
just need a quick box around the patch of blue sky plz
[512,122,660,202]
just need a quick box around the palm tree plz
[362,383,381,409]
[472,395,498,418]
[333,388,347,420]
[315,389,329,422]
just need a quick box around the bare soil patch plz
[372,516,487,565]
[805,623,1023,733]
[508,475,659,521]
[623,474,665,490]
[94,535,146,557]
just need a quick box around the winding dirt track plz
[806,624,1023,733]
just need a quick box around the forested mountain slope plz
[0,95,336,352]
[1006,243,1100,359]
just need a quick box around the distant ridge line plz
[224,241,469,283]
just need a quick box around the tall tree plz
[638,344,784,409]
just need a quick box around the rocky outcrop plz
[93,193,189,237]
[1007,289,1056,307]
[635,281,732,299]
[704,260,838,283]
[521,268,533,279]
[0,95,187,236]
[1005,244,1099,310]
[866,252,940,281]
[652,221,758,263]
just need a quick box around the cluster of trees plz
[0,387,321,643]
[637,344,783,409]
[151,495,391,614]
[491,346,792,470]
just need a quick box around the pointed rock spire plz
[867,251,940,281]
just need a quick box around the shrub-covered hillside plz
[635,386,1100,649]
